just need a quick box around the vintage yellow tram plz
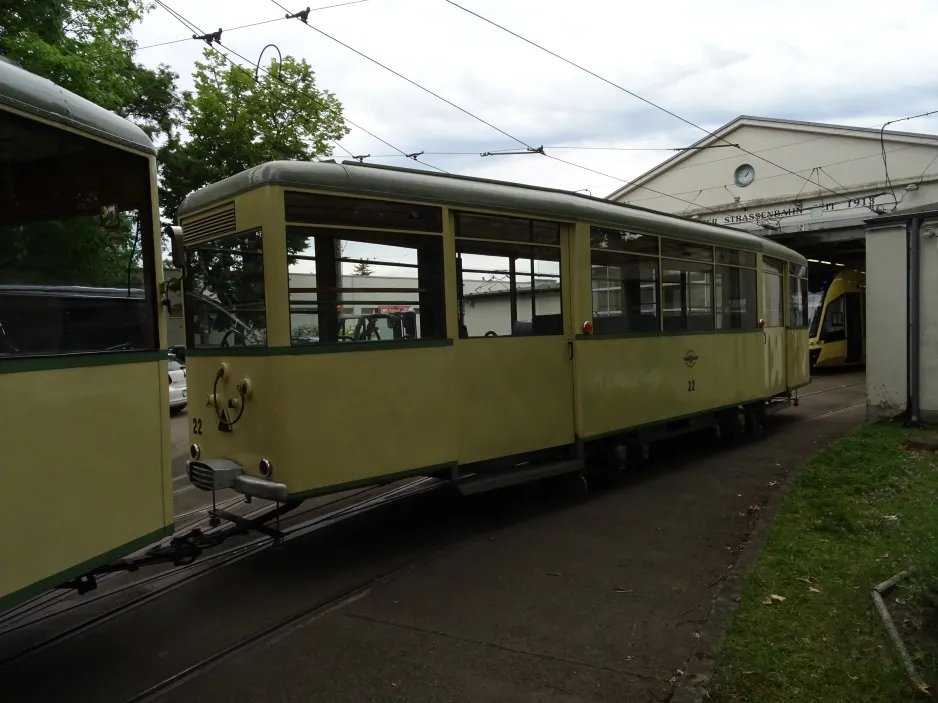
[0,59,173,611]
[175,160,809,501]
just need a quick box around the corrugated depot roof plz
[0,57,155,155]
[178,160,806,264]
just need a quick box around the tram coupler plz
[209,500,302,542]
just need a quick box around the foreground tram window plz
[184,230,267,348]
[0,111,158,356]
[455,212,563,338]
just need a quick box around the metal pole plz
[907,216,922,426]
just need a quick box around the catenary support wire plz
[441,0,853,202]
[153,0,448,173]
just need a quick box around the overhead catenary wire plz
[136,0,371,51]
[270,1,722,212]
[442,0,859,203]
[270,0,535,152]
[152,0,448,173]
[879,109,938,211]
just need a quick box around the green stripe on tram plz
[0,349,166,374]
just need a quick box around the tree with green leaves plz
[0,1,181,138]
[159,49,350,220]
[162,49,351,345]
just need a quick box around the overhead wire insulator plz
[286,7,311,23]
[193,28,223,44]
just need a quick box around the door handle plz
[568,341,574,360]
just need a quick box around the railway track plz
[0,476,435,633]
[796,380,865,399]
[0,478,439,660]
[121,398,869,703]
[1,395,867,703]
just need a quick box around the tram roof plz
[178,160,807,264]
[0,57,155,155]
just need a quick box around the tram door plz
[844,292,864,364]
[453,212,576,465]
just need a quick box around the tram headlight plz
[259,458,273,477]
[190,443,201,459]
[582,320,594,334]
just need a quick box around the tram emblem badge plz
[683,350,699,367]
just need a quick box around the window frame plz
[0,118,160,359]
[284,217,447,348]
[761,256,785,328]
[590,250,661,334]
[455,211,564,338]
[788,262,810,329]
[183,228,268,349]
[587,231,761,335]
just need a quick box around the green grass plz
[709,423,938,703]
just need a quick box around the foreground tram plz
[175,160,810,502]
[0,59,173,611]
[808,268,865,369]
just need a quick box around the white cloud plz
[135,0,938,198]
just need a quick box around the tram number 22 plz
[192,417,203,435]
[687,380,696,392]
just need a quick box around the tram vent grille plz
[181,202,236,245]
[188,463,217,491]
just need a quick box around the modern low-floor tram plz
[808,268,865,369]
[174,160,810,504]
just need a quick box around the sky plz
[134,0,938,199]
[138,0,938,281]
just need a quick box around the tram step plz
[455,459,584,496]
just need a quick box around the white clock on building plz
[734,163,755,187]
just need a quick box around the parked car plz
[168,354,187,413]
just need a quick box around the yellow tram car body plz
[176,161,809,501]
[0,60,173,611]
[808,268,866,369]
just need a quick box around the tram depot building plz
[608,116,938,424]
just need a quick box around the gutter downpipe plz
[906,215,922,427]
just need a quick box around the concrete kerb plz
[669,420,863,703]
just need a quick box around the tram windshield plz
[0,108,158,356]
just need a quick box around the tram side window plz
[655,238,716,331]
[0,114,158,356]
[455,213,563,338]
[286,226,445,345]
[715,266,758,329]
[184,230,267,348]
[762,256,784,327]
[590,252,659,333]
[789,263,809,327]
[662,260,714,331]
[589,227,659,334]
